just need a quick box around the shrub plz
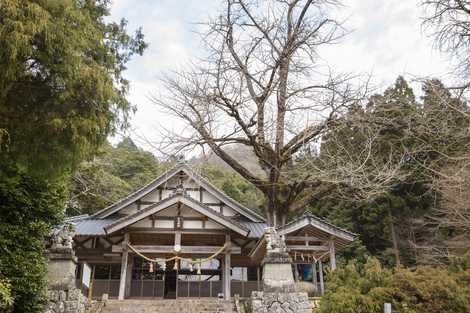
[0,278,13,312]
[317,253,470,313]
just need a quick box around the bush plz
[0,278,13,312]
[317,253,470,313]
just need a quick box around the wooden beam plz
[287,245,329,251]
[286,235,323,242]
[126,228,227,235]
[319,260,324,295]
[174,231,181,252]
[125,254,133,297]
[112,245,241,254]
[329,240,336,271]
[118,233,129,300]
[312,261,318,287]
[224,234,231,300]
[136,200,158,206]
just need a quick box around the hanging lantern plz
[173,260,178,271]
[196,262,202,275]
[149,262,154,273]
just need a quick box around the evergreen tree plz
[309,77,435,267]
[0,0,147,176]
[0,1,146,311]
[67,139,165,215]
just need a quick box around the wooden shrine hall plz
[69,162,356,300]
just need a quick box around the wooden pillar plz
[125,254,133,297]
[329,240,336,271]
[118,233,130,300]
[174,230,181,252]
[319,260,324,295]
[293,263,299,282]
[223,234,231,300]
[312,261,317,288]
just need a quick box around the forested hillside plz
[67,138,263,216]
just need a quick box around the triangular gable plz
[92,163,265,222]
[104,193,250,236]
[277,213,356,242]
[249,213,356,260]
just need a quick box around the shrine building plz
[69,162,355,300]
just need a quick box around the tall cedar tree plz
[309,77,444,267]
[0,1,146,312]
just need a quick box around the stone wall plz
[251,291,312,313]
[45,289,88,313]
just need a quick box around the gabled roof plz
[92,162,265,222]
[104,193,250,236]
[277,212,356,242]
[249,213,357,259]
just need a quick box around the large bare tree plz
[152,0,378,226]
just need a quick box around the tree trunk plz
[388,207,401,267]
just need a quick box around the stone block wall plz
[251,291,312,313]
[45,288,88,313]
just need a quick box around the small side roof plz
[249,212,357,260]
[92,162,265,223]
[277,212,356,243]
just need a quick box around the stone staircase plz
[99,299,237,313]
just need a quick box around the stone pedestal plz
[251,291,312,313]
[251,227,312,313]
[45,224,88,313]
[262,251,295,293]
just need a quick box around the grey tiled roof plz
[73,218,118,236]
[239,222,267,238]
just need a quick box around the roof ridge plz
[181,194,249,232]
[182,164,265,222]
[299,211,357,236]
[91,163,183,218]
[103,193,250,235]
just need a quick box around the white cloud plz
[108,0,454,150]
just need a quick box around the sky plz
[108,0,454,151]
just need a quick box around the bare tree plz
[152,0,382,226]
[422,0,470,90]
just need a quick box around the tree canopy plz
[0,1,146,311]
[0,0,146,176]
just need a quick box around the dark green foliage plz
[199,163,263,211]
[0,277,13,312]
[67,138,165,215]
[309,76,470,266]
[0,162,64,313]
[318,253,470,313]
[0,1,146,311]
[0,0,147,176]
